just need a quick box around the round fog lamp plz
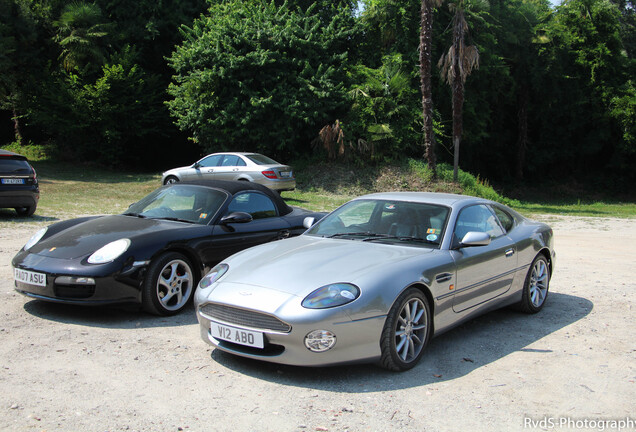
[304,330,336,352]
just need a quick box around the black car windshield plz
[306,199,450,248]
[125,185,228,225]
[245,154,279,165]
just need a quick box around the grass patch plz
[1,155,634,230]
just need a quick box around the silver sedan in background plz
[162,152,295,192]
[195,192,555,371]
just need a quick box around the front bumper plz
[12,253,146,306]
[197,303,385,367]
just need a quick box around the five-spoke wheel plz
[517,254,550,313]
[142,252,195,315]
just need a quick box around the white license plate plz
[14,268,46,287]
[210,321,264,348]
[279,171,291,178]
[1,178,25,184]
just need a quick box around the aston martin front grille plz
[199,303,291,333]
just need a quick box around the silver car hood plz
[218,235,433,297]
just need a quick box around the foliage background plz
[1,0,634,190]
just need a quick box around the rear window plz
[0,158,31,174]
[245,154,279,165]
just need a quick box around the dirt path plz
[0,215,634,432]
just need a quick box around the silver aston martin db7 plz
[194,192,555,371]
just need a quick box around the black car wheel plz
[142,252,195,316]
[163,176,179,185]
[15,206,36,217]
[516,254,550,314]
[380,287,431,371]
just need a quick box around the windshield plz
[125,185,228,225]
[245,154,280,165]
[306,199,450,248]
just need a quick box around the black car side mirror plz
[220,212,253,225]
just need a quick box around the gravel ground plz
[0,215,634,432]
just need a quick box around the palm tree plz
[53,2,110,73]
[438,0,480,182]
[419,0,443,174]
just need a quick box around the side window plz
[220,155,244,166]
[227,192,277,219]
[491,206,515,233]
[455,205,504,240]
[199,155,222,167]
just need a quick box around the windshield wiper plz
[363,235,438,245]
[122,212,147,218]
[327,231,375,239]
[156,217,195,224]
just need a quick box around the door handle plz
[505,248,515,257]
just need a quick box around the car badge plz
[49,247,57,252]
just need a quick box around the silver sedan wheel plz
[529,258,549,307]
[156,259,193,312]
[164,176,179,185]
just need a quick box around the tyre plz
[15,206,36,217]
[163,176,179,185]
[516,254,550,314]
[142,252,195,316]
[380,287,431,371]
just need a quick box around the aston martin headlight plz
[302,283,360,309]
[87,239,131,264]
[24,227,47,251]
[199,264,229,289]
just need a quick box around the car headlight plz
[87,239,131,264]
[199,264,229,289]
[302,283,360,309]
[24,227,47,251]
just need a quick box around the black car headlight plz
[87,239,131,264]
[302,283,360,309]
[24,227,47,251]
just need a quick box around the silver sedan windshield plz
[306,199,450,247]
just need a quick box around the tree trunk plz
[515,86,528,181]
[452,11,465,183]
[420,0,436,175]
[12,104,23,145]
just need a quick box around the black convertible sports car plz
[12,180,325,315]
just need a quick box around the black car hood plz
[29,215,187,260]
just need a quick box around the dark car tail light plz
[261,170,277,179]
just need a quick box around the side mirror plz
[303,216,315,229]
[193,162,201,168]
[220,211,253,225]
[459,231,491,247]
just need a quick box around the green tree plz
[166,0,353,157]
[53,2,111,74]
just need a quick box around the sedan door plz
[182,154,223,181]
[451,204,518,312]
[212,154,246,181]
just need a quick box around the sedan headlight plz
[87,239,131,264]
[199,264,229,289]
[24,227,47,251]
[302,283,360,309]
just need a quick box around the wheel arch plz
[393,282,436,334]
[151,246,204,283]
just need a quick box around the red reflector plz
[262,170,277,179]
